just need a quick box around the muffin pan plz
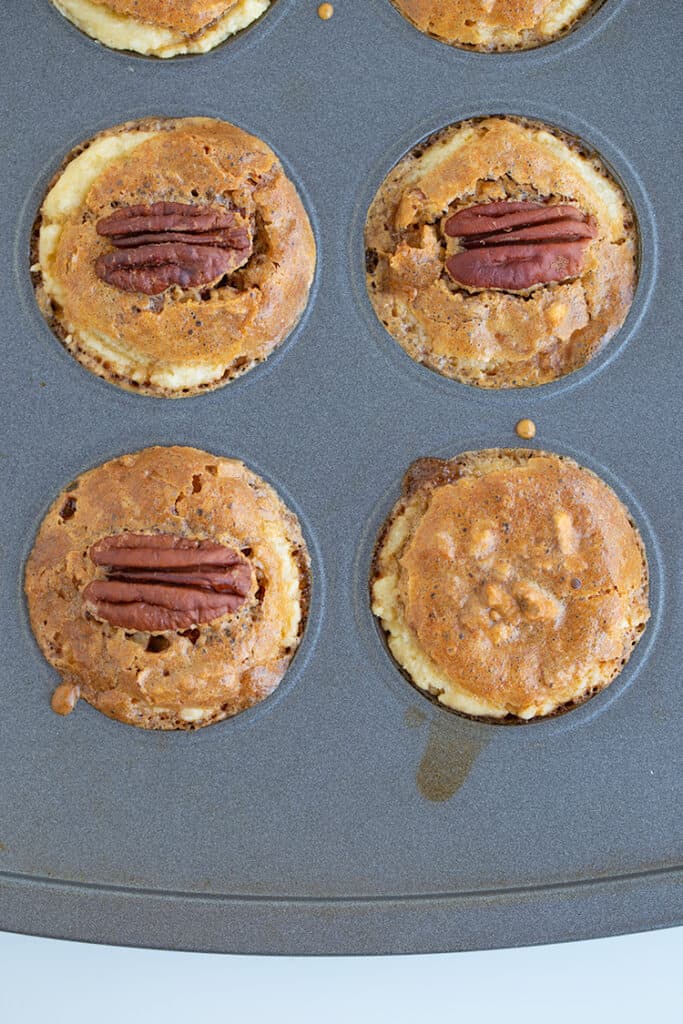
[0,0,681,953]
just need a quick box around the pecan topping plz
[443,200,597,291]
[83,533,252,632]
[95,202,253,295]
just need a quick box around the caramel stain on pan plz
[515,418,537,440]
[417,724,491,803]
[404,706,427,728]
[318,3,334,19]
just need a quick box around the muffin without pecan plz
[372,449,649,721]
[50,0,272,57]
[391,0,598,52]
[33,117,316,397]
[26,446,310,730]
[365,116,637,388]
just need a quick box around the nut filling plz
[444,201,597,291]
[84,533,253,631]
[389,0,597,53]
[364,116,637,388]
[95,202,254,295]
[48,0,273,58]
[371,450,650,721]
[25,446,310,730]
[32,117,316,397]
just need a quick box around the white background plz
[1,926,681,1022]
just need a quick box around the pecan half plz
[83,533,253,632]
[95,202,253,295]
[443,200,597,291]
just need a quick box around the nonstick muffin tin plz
[0,0,681,953]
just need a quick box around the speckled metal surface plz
[0,0,680,954]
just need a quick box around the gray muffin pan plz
[0,0,680,954]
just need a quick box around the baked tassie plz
[33,117,315,397]
[25,446,310,730]
[50,0,271,57]
[372,449,649,721]
[365,117,636,388]
[391,0,596,52]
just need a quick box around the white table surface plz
[1,926,681,1022]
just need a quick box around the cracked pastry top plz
[372,449,649,721]
[390,0,597,52]
[365,117,636,389]
[25,446,310,730]
[33,117,316,397]
[49,0,272,57]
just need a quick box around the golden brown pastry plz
[33,117,316,397]
[49,0,271,57]
[372,449,649,721]
[391,0,596,52]
[365,116,636,388]
[25,446,310,730]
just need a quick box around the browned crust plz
[25,446,311,730]
[371,448,650,722]
[89,0,239,35]
[365,116,637,389]
[32,116,316,398]
[391,0,599,52]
